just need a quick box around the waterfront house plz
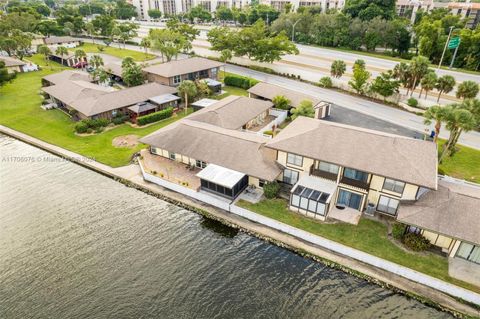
[265,116,438,222]
[248,82,332,118]
[42,71,178,120]
[142,57,223,87]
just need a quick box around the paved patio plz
[140,149,201,190]
[328,206,362,225]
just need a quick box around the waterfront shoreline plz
[1,125,478,317]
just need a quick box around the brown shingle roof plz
[43,70,91,85]
[142,57,223,78]
[0,56,26,67]
[397,179,480,245]
[188,95,272,130]
[266,116,438,189]
[70,82,177,116]
[104,63,123,77]
[42,80,113,106]
[44,36,81,45]
[248,82,322,108]
[140,119,281,181]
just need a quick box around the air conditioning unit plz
[365,202,376,216]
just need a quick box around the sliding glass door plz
[337,189,363,210]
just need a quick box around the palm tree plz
[423,105,448,143]
[74,49,87,70]
[177,80,197,115]
[408,56,430,97]
[140,37,151,57]
[435,75,456,103]
[439,103,477,162]
[86,22,96,44]
[392,62,412,95]
[37,45,51,66]
[330,60,346,78]
[89,54,104,69]
[456,80,479,100]
[55,46,68,66]
[420,71,437,99]
[219,49,232,77]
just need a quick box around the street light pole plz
[438,26,453,69]
[291,18,302,42]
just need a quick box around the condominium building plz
[259,0,344,12]
[133,0,251,19]
[448,1,480,29]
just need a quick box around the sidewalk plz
[1,125,479,315]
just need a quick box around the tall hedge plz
[224,74,258,89]
[137,107,173,126]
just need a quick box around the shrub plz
[137,107,173,126]
[74,121,89,134]
[407,97,418,108]
[392,223,406,240]
[224,74,258,89]
[263,181,280,199]
[402,232,431,251]
[319,76,333,88]
[249,65,275,74]
[112,114,129,125]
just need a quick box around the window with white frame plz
[377,195,399,216]
[173,75,181,84]
[169,152,176,160]
[383,178,405,194]
[456,242,480,264]
[287,153,303,166]
[318,161,340,174]
[283,169,299,185]
[195,160,207,168]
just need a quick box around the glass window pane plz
[316,202,325,215]
[292,195,300,207]
[457,242,474,259]
[308,199,317,212]
[300,197,308,209]
[469,246,480,263]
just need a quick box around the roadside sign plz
[448,37,460,49]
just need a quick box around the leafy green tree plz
[148,9,162,19]
[349,64,371,94]
[149,29,187,62]
[92,14,115,36]
[291,100,315,119]
[115,0,137,20]
[178,80,197,114]
[55,46,69,66]
[423,105,449,143]
[330,60,346,78]
[272,95,291,110]
[37,45,51,65]
[85,22,96,44]
[117,22,138,48]
[121,57,144,87]
[353,59,365,69]
[188,5,212,22]
[0,61,16,87]
[435,75,456,102]
[456,81,479,100]
[35,20,63,36]
[419,71,437,99]
[216,6,233,22]
[343,0,396,20]
[370,71,399,101]
[89,54,104,69]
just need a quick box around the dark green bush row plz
[224,74,258,89]
[137,107,173,126]
[112,114,129,125]
[249,65,275,74]
[263,181,280,199]
[75,118,109,133]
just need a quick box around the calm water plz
[0,136,451,319]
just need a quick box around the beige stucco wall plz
[151,147,197,167]
[276,151,314,178]
[367,175,419,207]
[248,176,260,187]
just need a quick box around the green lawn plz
[438,140,480,184]
[214,86,249,100]
[0,55,190,167]
[78,42,155,62]
[237,198,480,294]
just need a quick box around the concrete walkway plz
[1,125,479,315]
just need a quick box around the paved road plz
[135,23,480,106]
[83,39,480,150]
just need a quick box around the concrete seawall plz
[1,125,479,317]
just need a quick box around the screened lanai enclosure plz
[197,164,249,199]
